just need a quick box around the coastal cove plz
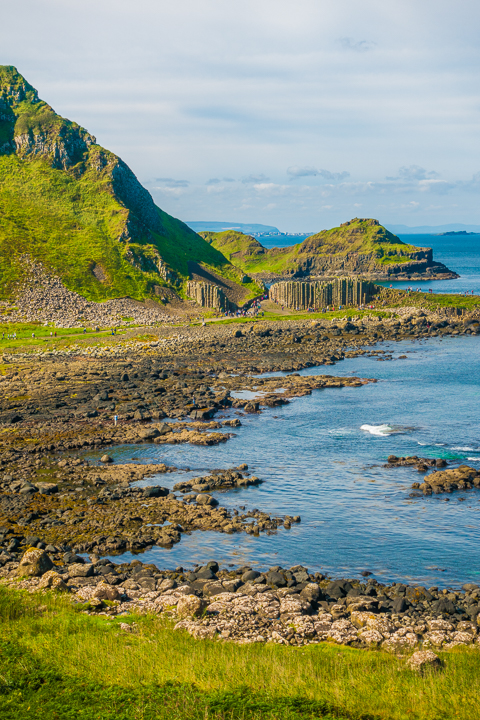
[97,334,480,590]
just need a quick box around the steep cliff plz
[202,218,457,280]
[0,66,247,302]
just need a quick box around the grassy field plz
[0,585,478,720]
[0,322,124,353]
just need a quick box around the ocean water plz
[382,233,480,295]
[101,335,480,589]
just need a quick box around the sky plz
[2,0,480,232]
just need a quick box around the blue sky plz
[3,0,480,231]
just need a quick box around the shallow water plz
[99,335,480,588]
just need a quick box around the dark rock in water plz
[156,422,172,436]
[206,560,219,573]
[361,570,372,577]
[196,493,218,507]
[143,486,169,498]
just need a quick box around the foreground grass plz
[0,587,479,719]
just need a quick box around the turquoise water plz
[104,335,480,588]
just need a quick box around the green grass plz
[0,322,121,352]
[0,586,478,720]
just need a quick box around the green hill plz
[0,66,257,303]
[201,218,454,279]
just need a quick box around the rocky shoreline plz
[1,312,480,652]
[4,550,480,653]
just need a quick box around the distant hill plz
[0,66,258,303]
[202,218,456,280]
[186,221,280,235]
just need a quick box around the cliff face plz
[205,219,457,281]
[0,66,236,301]
[0,66,161,239]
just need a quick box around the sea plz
[100,233,480,589]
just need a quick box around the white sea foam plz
[451,446,477,452]
[360,424,394,436]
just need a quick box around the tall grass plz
[0,586,479,719]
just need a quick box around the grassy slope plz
[0,65,257,303]
[205,221,424,276]
[0,155,260,302]
[0,586,478,720]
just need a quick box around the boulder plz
[36,482,59,495]
[327,580,353,599]
[407,650,442,674]
[68,563,94,578]
[17,548,53,577]
[38,570,69,591]
[94,583,122,601]
[300,583,322,602]
[266,570,287,588]
[143,486,169,498]
[242,570,260,583]
[176,595,207,618]
[432,597,456,615]
[196,493,218,507]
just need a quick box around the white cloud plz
[3,0,480,229]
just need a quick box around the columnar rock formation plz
[187,281,232,311]
[269,278,376,309]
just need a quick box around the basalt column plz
[186,281,233,311]
[269,278,375,310]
